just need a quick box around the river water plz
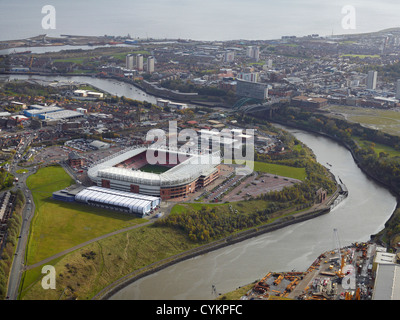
[0,44,133,55]
[2,73,397,300]
[109,126,397,300]
[2,74,158,104]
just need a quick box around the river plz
[0,44,134,55]
[2,73,397,300]
[1,74,158,104]
[109,125,397,300]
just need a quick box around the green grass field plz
[352,136,400,157]
[20,225,199,300]
[25,165,146,265]
[227,160,307,181]
[253,161,307,181]
[323,105,400,137]
[139,163,171,174]
[340,54,380,59]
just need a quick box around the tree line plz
[0,189,24,299]
[273,106,400,196]
[154,202,288,243]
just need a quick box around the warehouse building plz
[24,106,63,117]
[40,110,84,121]
[372,264,400,300]
[88,186,161,209]
[75,186,160,216]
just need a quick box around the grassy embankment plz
[20,223,198,300]
[253,161,307,181]
[323,104,400,137]
[19,158,311,299]
[24,165,146,265]
[20,165,159,299]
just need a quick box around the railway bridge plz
[230,97,289,118]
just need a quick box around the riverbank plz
[1,71,226,108]
[105,122,396,300]
[269,118,400,243]
[96,188,344,300]
[4,72,392,300]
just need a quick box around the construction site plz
[242,230,400,300]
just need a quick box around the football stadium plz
[87,146,221,200]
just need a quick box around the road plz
[5,131,38,299]
[4,132,174,299]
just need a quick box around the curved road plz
[5,142,174,299]
[6,144,36,299]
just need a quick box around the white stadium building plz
[87,146,221,200]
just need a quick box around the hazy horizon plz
[0,0,399,42]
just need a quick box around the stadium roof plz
[88,146,221,187]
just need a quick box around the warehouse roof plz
[25,106,63,115]
[373,264,400,300]
[87,186,160,208]
[75,187,156,215]
[42,110,83,120]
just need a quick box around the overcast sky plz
[0,0,399,41]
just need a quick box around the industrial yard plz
[242,240,400,300]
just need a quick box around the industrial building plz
[372,264,400,300]
[245,241,400,300]
[89,140,110,150]
[52,186,161,217]
[40,110,84,121]
[75,186,159,216]
[155,99,187,110]
[23,104,84,122]
[24,106,63,117]
[73,90,104,99]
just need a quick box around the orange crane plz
[273,274,284,286]
[354,288,361,300]
[345,291,353,300]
